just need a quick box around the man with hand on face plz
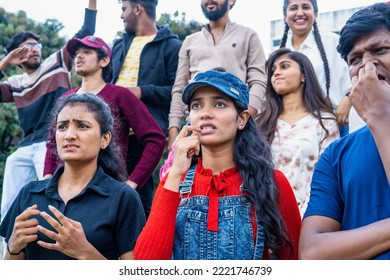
[299,3,390,260]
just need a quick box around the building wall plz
[270,7,365,51]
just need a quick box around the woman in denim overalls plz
[135,69,302,260]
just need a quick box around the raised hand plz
[6,204,41,258]
[37,205,104,260]
[350,62,390,125]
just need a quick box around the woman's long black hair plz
[48,93,124,181]
[256,48,335,145]
[233,101,292,255]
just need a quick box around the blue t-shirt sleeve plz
[303,144,344,222]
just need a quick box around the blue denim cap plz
[182,70,249,108]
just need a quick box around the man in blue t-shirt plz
[299,2,390,260]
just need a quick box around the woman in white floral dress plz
[256,48,339,217]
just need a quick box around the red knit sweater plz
[134,159,302,259]
[43,83,166,188]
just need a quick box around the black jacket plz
[110,25,181,135]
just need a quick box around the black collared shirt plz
[0,166,145,259]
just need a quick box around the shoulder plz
[184,29,204,41]
[15,179,49,201]
[101,173,140,199]
[230,22,256,33]
[112,37,124,48]
[103,83,131,98]
[157,25,180,40]
[318,32,341,50]
[273,169,291,191]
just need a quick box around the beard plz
[22,60,41,70]
[201,0,229,21]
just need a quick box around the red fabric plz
[134,160,301,260]
[43,83,166,188]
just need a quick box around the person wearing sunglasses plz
[0,0,98,257]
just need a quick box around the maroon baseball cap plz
[66,35,112,58]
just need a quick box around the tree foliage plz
[157,11,203,41]
[0,7,66,193]
[0,7,202,194]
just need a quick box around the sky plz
[0,0,378,54]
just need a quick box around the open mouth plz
[63,144,79,149]
[200,123,216,134]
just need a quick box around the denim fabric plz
[172,165,264,260]
[1,141,47,257]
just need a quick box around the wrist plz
[7,243,22,256]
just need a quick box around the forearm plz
[88,0,97,10]
[299,217,390,260]
[128,132,165,188]
[169,89,187,129]
[134,185,180,259]
[0,58,10,72]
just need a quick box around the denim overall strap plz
[179,164,197,197]
[174,174,265,259]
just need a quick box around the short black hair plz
[6,31,40,53]
[337,3,390,61]
[119,0,157,19]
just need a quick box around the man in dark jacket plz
[110,0,181,218]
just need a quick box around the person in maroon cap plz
[0,93,146,259]
[0,0,97,257]
[43,35,166,197]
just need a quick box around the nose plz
[272,66,281,77]
[64,126,76,141]
[296,7,304,15]
[75,51,84,59]
[361,52,378,67]
[199,104,214,120]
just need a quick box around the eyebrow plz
[349,39,390,57]
[275,59,293,65]
[191,94,231,103]
[56,118,90,125]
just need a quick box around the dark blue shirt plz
[304,126,390,259]
[0,166,146,260]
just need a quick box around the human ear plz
[100,131,112,149]
[238,110,251,130]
